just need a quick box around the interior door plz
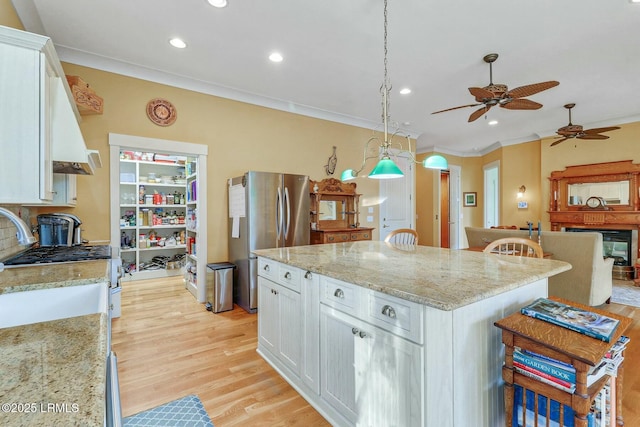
[379,154,414,241]
[484,161,500,228]
[448,165,462,249]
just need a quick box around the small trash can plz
[205,262,236,313]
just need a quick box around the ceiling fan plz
[432,53,559,122]
[550,103,620,146]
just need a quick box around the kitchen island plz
[253,241,572,427]
[0,260,110,427]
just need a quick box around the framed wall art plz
[463,192,477,207]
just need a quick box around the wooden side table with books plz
[494,297,632,427]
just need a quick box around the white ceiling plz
[12,0,640,155]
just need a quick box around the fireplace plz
[565,228,637,280]
[548,161,640,281]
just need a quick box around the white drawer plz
[277,263,301,292]
[366,291,423,344]
[320,277,360,313]
[257,258,278,281]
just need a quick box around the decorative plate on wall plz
[146,98,177,126]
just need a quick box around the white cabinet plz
[52,173,77,206]
[301,270,320,394]
[0,27,55,204]
[0,26,89,205]
[257,275,302,376]
[256,257,423,427]
[320,303,423,426]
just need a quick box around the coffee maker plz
[37,213,83,246]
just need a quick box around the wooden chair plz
[490,225,518,229]
[482,237,543,259]
[384,228,419,245]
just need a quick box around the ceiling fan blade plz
[468,106,490,122]
[468,87,495,100]
[577,134,609,140]
[507,81,559,99]
[583,126,621,134]
[431,103,482,114]
[501,98,542,110]
[550,137,569,147]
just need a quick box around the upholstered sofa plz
[465,227,614,306]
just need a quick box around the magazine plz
[520,298,619,342]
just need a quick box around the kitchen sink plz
[0,281,108,328]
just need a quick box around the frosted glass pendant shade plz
[368,158,404,179]
[423,155,448,170]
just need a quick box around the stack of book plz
[520,298,620,343]
[512,336,628,394]
[512,296,631,427]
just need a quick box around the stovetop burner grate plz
[2,245,112,266]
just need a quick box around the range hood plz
[51,77,100,175]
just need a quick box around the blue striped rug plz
[123,394,213,427]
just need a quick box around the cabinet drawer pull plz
[351,328,367,338]
[304,271,312,279]
[284,271,291,279]
[263,264,270,272]
[382,305,397,319]
[334,288,344,299]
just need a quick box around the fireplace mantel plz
[548,160,640,260]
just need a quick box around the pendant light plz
[340,0,448,182]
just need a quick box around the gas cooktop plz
[1,245,112,266]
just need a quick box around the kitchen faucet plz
[0,207,37,246]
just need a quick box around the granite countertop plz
[253,241,572,311]
[0,313,107,427]
[0,260,109,294]
[0,260,110,427]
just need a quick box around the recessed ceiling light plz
[630,0,640,3]
[269,52,283,63]
[169,38,187,49]
[399,88,411,95]
[207,0,228,7]
[488,120,498,126]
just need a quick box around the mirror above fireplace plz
[568,180,630,206]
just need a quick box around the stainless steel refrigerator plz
[228,171,310,313]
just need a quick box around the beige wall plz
[43,64,383,262]
[500,141,542,228]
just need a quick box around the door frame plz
[378,152,415,241]
[108,133,208,302]
[483,160,500,229]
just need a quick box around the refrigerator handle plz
[284,186,291,239]
[276,186,283,244]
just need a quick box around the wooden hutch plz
[548,160,640,278]
[309,178,374,244]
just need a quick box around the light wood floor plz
[113,277,640,426]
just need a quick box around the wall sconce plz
[517,185,526,198]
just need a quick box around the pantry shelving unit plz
[118,156,188,281]
[184,156,199,298]
[109,134,208,302]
